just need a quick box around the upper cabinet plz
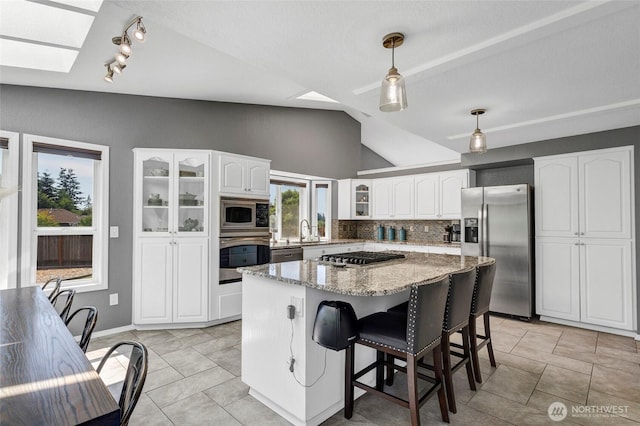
[219,153,270,197]
[338,179,371,219]
[372,177,414,219]
[415,170,469,219]
[134,149,210,237]
[338,169,471,221]
[535,147,632,239]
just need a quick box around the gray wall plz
[475,164,533,187]
[462,125,640,333]
[1,84,361,331]
[360,144,394,170]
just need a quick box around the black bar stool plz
[65,306,98,353]
[469,260,497,382]
[441,267,477,413]
[51,289,76,322]
[344,276,451,426]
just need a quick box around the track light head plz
[104,65,114,83]
[104,16,146,82]
[133,19,146,42]
[115,52,129,65]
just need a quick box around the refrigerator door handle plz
[478,206,484,256]
[483,204,489,256]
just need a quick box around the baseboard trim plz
[91,324,136,338]
[538,316,637,338]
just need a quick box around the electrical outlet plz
[424,225,429,232]
[109,293,118,306]
[290,296,303,317]
[409,226,414,232]
[109,226,119,238]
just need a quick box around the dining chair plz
[96,341,148,426]
[65,306,98,353]
[51,289,76,322]
[41,277,62,301]
[344,276,451,425]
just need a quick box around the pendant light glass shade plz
[380,67,407,112]
[379,33,407,112]
[469,109,487,154]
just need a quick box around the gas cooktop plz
[319,251,405,265]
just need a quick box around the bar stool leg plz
[344,344,355,419]
[406,354,420,426]
[441,332,457,413]
[461,325,476,391]
[385,354,395,386]
[469,315,483,383]
[484,312,496,367]
[432,345,450,423]
[376,350,384,391]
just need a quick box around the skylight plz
[296,91,340,104]
[0,0,101,72]
[0,39,79,73]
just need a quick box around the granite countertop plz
[238,252,493,296]
[270,239,461,250]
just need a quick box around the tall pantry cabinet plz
[132,149,210,325]
[534,146,635,332]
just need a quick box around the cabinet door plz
[174,239,209,322]
[580,239,633,330]
[535,237,580,321]
[392,177,414,218]
[175,152,209,236]
[440,171,467,219]
[352,180,371,219]
[134,239,173,324]
[246,159,270,196]
[372,179,392,218]
[579,149,632,239]
[220,155,246,194]
[534,157,579,237]
[414,174,439,219]
[137,151,173,237]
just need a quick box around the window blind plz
[32,142,101,160]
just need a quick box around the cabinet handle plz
[580,232,585,235]
[574,232,579,236]
[574,243,580,246]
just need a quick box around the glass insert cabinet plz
[134,149,210,236]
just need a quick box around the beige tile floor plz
[86,316,640,425]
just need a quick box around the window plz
[269,173,332,242]
[0,131,20,289]
[312,181,331,240]
[270,179,307,242]
[21,135,109,292]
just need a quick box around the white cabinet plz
[302,243,364,260]
[534,146,635,332]
[134,149,210,237]
[536,237,634,330]
[133,149,210,326]
[415,170,468,219]
[219,153,270,197]
[372,177,414,219]
[536,237,581,321]
[535,148,632,239]
[338,179,371,219]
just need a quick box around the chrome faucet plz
[299,219,311,243]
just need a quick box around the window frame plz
[269,176,309,242]
[21,134,109,292]
[311,181,332,241]
[0,131,20,289]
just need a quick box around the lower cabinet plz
[536,237,634,330]
[134,238,209,325]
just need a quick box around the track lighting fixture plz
[379,32,407,112]
[469,109,488,154]
[103,16,146,83]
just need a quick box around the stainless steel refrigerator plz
[461,184,534,319]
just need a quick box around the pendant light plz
[469,109,487,154]
[379,32,407,112]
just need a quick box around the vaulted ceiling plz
[1,1,639,167]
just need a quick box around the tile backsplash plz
[334,219,460,244]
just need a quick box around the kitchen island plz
[239,252,493,426]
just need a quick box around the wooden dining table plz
[0,286,120,425]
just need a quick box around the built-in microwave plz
[220,197,270,236]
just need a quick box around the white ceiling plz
[1,0,639,167]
